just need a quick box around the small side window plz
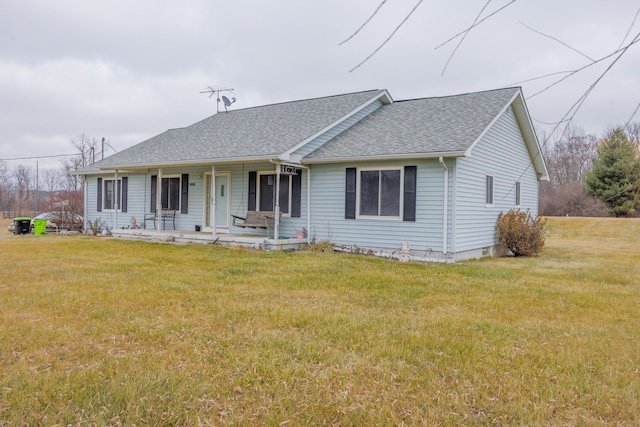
[485,174,494,206]
[515,181,521,207]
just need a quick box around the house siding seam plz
[453,106,539,253]
[294,100,383,159]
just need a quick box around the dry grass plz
[0,217,639,425]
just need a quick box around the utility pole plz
[36,161,39,213]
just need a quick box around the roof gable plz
[304,88,520,161]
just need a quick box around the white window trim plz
[256,171,292,217]
[102,178,122,212]
[356,166,404,220]
[159,175,182,212]
[485,173,495,207]
[515,180,521,207]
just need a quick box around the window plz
[247,170,302,217]
[485,174,494,206]
[161,177,181,211]
[358,168,402,218]
[345,166,416,221]
[515,181,521,207]
[150,174,189,214]
[97,177,128,212]
[258,173,291,214]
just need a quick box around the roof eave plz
[73,155,285,174]
[303,151,467,164]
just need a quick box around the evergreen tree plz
[584,128,640,216]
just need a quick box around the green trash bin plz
[33,219,47,235]
[13,217,31,235]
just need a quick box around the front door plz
[204,173,230,231]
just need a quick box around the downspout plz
[83,175,88,232]
[274,164,280,240]
[439,157,448,255]
[114,170,118,230]
[156,168,163,232]
[269,159,311,240]
[211,165,216,236]
[307,166,311,238]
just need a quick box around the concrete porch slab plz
[111,228,308,251]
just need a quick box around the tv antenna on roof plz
[200,85,237,113]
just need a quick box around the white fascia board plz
[280,89,393,159]
[511,93,550,181]
[92,155,282,171]
[303,150,466,164]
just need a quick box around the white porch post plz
[274,164,280,240]
[211,165,216,236]
[114,170,119,229]
[83,175,88,232]
[306,167,311,239]
[156,168,163,232]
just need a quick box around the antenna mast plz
[200,86,236,113]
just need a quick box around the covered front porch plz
[110,227,309,251]
[91,160,310,245]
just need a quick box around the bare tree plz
[42,168,62,194]
[543,124,597,186]
[0,160,12,217]
[13,165,33,216]
[622,121,640,144]
[539,124,608,216]
[61,134,98,193]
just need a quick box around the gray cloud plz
[1,0,639,169]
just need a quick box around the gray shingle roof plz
[304,87,519,161]
[88,89,386,170]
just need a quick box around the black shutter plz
[403,166,417,222]
[291,169,302,218]
[248,171,257,211]
[150,175,157,212]
[97,178,103,212]
[345,167,356,219]
[121,177,128,213]
[181,173,189,214]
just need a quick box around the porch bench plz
[231,210,277,229]
[144,209,176,230]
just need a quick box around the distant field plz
[0,217,638,425]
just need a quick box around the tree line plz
[0,135,101,219]
[540,122,640,217]
[2,126,640,220]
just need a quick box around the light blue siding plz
[293,100,383,158]
[309,160,446,254]
[453,106,539,253]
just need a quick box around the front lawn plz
[0,217,638,425]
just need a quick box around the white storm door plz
[204,173,230,231]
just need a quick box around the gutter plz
[303,150,467,165]
[439,157,448,255]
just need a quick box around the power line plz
[339,0,389,46]
[347,0,424,73]
[441,0,493,76]
[0,153,78,161]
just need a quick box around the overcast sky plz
[2,0,639,170]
